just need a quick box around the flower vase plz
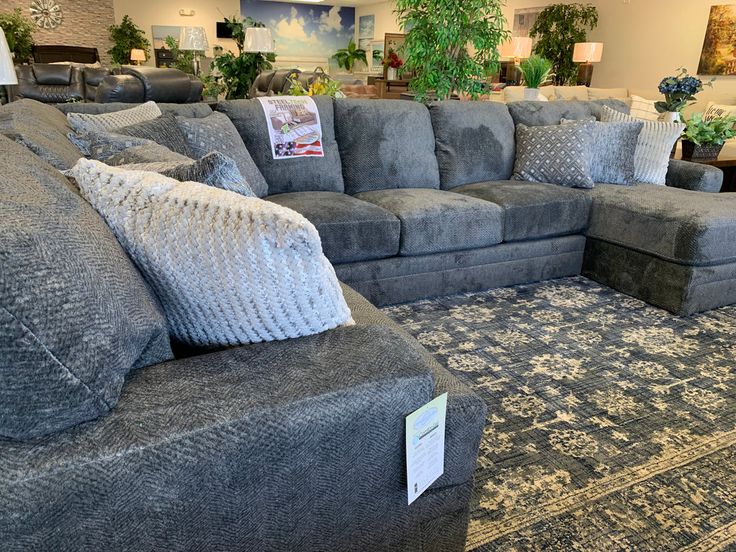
[658,111,682,123]
[524,88,540,101]
[682,140,723,160]
[387,67,397,81]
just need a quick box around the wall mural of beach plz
[241,0,355,68]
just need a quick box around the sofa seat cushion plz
[335,99,440,194]
[266,192,400,263]
[452,180,591,241]
[588,183,736,265]
[354,188,503,256]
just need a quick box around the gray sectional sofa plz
[0,95,733,551]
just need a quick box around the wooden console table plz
[375,79,410,99]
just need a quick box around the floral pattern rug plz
[383,277,736,552]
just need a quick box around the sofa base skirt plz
[334,235,586,306]
[583,238,736,316]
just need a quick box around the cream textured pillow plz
[67,101,162,134]
[554,86,589,101]
[587,87,629,100]
[627,95,660,121]
[601,105,684,185]
[703,101,736,120]
[67,159,353,346]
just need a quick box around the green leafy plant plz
[519,55,553,89]
[211,15,275,99]
[201,74,227,99]
[163,35,196,74]
[0,8,35,64]
[332,38,367,73]
[683,113,736,146]
[530,3,598,85]
[108,15,151,65]
[395,0,509,101]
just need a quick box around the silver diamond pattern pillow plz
[118,152,256,197]
[67,101,162,134]
[68,159,353,347]
[513,122,595,189]
[562,118,643,184]
[601,105,684,185]
[176,112,269,197]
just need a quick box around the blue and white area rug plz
[383,277,736,551]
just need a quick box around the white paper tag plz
[405,392,447,505]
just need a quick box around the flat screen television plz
[216,21,233,39]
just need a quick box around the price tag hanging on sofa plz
[405,393,447,505]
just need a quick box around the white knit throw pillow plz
[68,159,353,346]
[601,105,684,185]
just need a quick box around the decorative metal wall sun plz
[30,0,63,30]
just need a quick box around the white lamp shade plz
[130,48,146,62]
[499,37,533,60]
[0,28,18,86]
[244,27,274,53]
[573,42,603,63]
[179,26,209,51]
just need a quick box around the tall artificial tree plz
[529,3,598,86]
[395,0,509,101]
[107,15,151,65]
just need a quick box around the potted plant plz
[108,15,151,66]
[332,39,367,74]
[519,55,553,100]
[383,49,403,80]
[0,8,34,64]
[656,68,713,123]
[530,3,598,85]
[681,113,736,160]
[394,0,508,101]
[285,70,344,98]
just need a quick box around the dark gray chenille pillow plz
[81,131,156,162]
[118,151,256,197]
[216,96,344,195]
[513,122,595,189]
[105,142,193,165]
[334,98,440,194]
[176,112,269,198]
[428,101,516,189]
[562,118,643,185]
[0,135,172,440]
[117,113,194,157]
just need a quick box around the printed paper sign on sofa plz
[258,96,325,159]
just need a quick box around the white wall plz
[503,0,736,110]
[354,1,402,43]
[112,0,240,65]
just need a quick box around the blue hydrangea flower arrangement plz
[655,68,713,114]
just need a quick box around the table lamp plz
[573,42,603,86]
[130,48,146,65]
[499,37,532,85]
[0,29,18,105]
[179,26,209,75]
[244,27,274,53]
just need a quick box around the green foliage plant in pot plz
[530,3,598,86]
[519,55,553,100]
[164,35,196,74]
[682,113,736,160]
[211,15,275,99]
[395,0,509,101]
[108,15,151,66]
[0,8,35,64]
[332,38,367,73]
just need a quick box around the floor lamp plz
[179,26,209,76]
[0,29,18,105]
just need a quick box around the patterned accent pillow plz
[176,112,269,198]
[513,122,595,189]
[105,143,193,166]
[601,105,684,185]
[116,113,193,157]
[562,118,643,185]
[67,159,353,347]
[118,152,256,197]
[80,131,156,162]
[66,101,162,134]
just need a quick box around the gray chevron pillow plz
[118,151,256,197]
[513,122,595,189]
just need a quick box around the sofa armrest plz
[2,325,451,551]
[666,159,723,192]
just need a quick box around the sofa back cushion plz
[507,99,629,127]
[0,136,173,440]
[216,97,344,194]
[334,99,440,194]
[57,101,213,119]
[428,101,516,189]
